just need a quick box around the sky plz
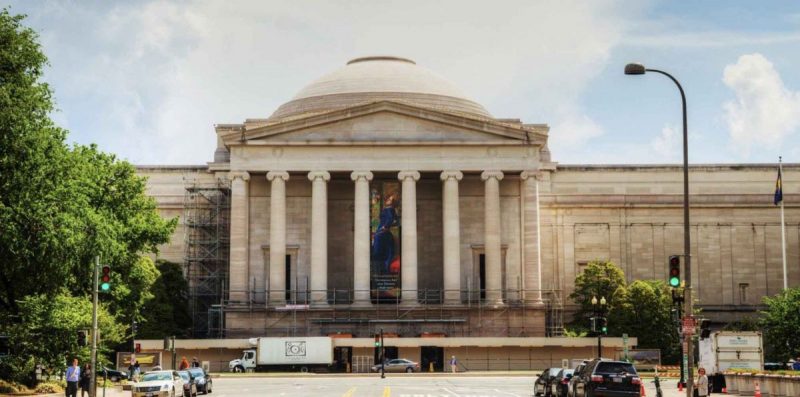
[5,0,800,165]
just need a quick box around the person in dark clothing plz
[191,357,200,368]
[79,364,91,397]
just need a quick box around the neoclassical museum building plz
[137,56,797,370]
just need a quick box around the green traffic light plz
[101,283,110,291]
[602,326,608,334]
[669,277,680,287]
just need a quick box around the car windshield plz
[549,368,561,376]
[142,372,172,381]
[561,369,574,377]
[188,369,204,377]
[595,362,637,375]
[178,372,190,381]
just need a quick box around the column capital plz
[481,170,504,181]
[229,171,250,181]
[440,170,463,181]
[520,170,543,181]
[307,171,331,182]
[398,170,421,182]
[266,171,290,181]
[350,170,374,182]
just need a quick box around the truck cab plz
[228,349,256,372]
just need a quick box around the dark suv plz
[572,359,641,397]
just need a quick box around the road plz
[107,375,689,397]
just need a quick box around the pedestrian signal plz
[100,265,111,291]
[668,255,681,287]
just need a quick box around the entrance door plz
[374,346,399,364]
[420,346,444,372]
[333,347,353,372]
[479,253,486,300]
[285,254,292,302]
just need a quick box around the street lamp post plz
[591,296,607,359]
[625,62,693,397]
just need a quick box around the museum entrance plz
[333,346,352,372]
[420,346,444,372]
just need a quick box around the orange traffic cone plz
[640,382,646,396]
[754,380,762,397]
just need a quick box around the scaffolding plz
[184,179,231,338]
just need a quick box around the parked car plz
[97,366,128,382]
[370,358,421,373]
[572,359,641,397]
[132,370,185,397]
[568,363,587,397]
[187,367,213,394]
[534,367,564,396]
[177,371,197,397]
[551,368,574,397]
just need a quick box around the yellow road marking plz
[341,386,356,397]
[382,386,391,397]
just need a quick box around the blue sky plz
[5,0,800,165]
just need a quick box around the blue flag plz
[774,167,783,205]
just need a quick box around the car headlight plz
[162,384,171,391]
[197,378,206,384]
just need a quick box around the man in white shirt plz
[65,358,80,397]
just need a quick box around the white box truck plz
[228,337,333,373]
[698,331,763,392]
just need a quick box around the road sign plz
[682,317,696,335]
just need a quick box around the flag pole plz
[780,156,788,290]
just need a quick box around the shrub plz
[0,379,29,393]
[34,381,64,393]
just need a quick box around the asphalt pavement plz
[97,375,692,397]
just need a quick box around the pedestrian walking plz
[79,363,91,397]
[449,355,457,373]
[792,357,800,371]
[179,356,190,370]
[694,367,709,397]
[191,357,200,368]
[65,358,80,397]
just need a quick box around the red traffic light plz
[135,343,141,353]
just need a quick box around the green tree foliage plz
[0,293,125,386]
[607,280,680,363]
[569,260,626,329]
[0,9,177,382]
[760,287,800,362]
[138,260,192,339]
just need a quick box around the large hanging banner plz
[370,181,401,301]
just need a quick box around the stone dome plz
[269,56,491,120]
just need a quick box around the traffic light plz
[135,343,141,354]
[668,255,681,287]
[77,330,87,347]
[374,335,381,348]
[600,318,608,335]
[100,265,111,291]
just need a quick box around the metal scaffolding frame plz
[183,179,230,338]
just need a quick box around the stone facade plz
[137,57,799,340]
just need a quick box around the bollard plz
[429,362,434,372]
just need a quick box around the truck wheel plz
[300,366,309,373]
[234,365,244,373]
[406,367,413,373]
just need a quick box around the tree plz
[607,280,680,363]
[760,287,800,362]
[0,9,177,382]
[138,260,192,339]
[569,260,627,329]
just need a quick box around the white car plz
[132,370,185,397]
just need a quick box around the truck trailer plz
[698,331,763,392]
[228,337,334,373]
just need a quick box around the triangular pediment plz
[220,101,547,146]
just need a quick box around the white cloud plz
[650,124,679,160]
[624,31,800,48]
[15,0,642,164]
[722,53,800,156]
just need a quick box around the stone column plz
[308,171,330,305]
[481,170,504,306]
[398,171,421,304]
[441,170,463,304]
[351,171,373,304]
[520,171,544,304]
[267,171,290,305]
[229,171,250,303]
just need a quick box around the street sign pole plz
[90,256,99,397]
[380,329,385,379]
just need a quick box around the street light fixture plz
[591,296,607,359]
[625,62,693,396]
